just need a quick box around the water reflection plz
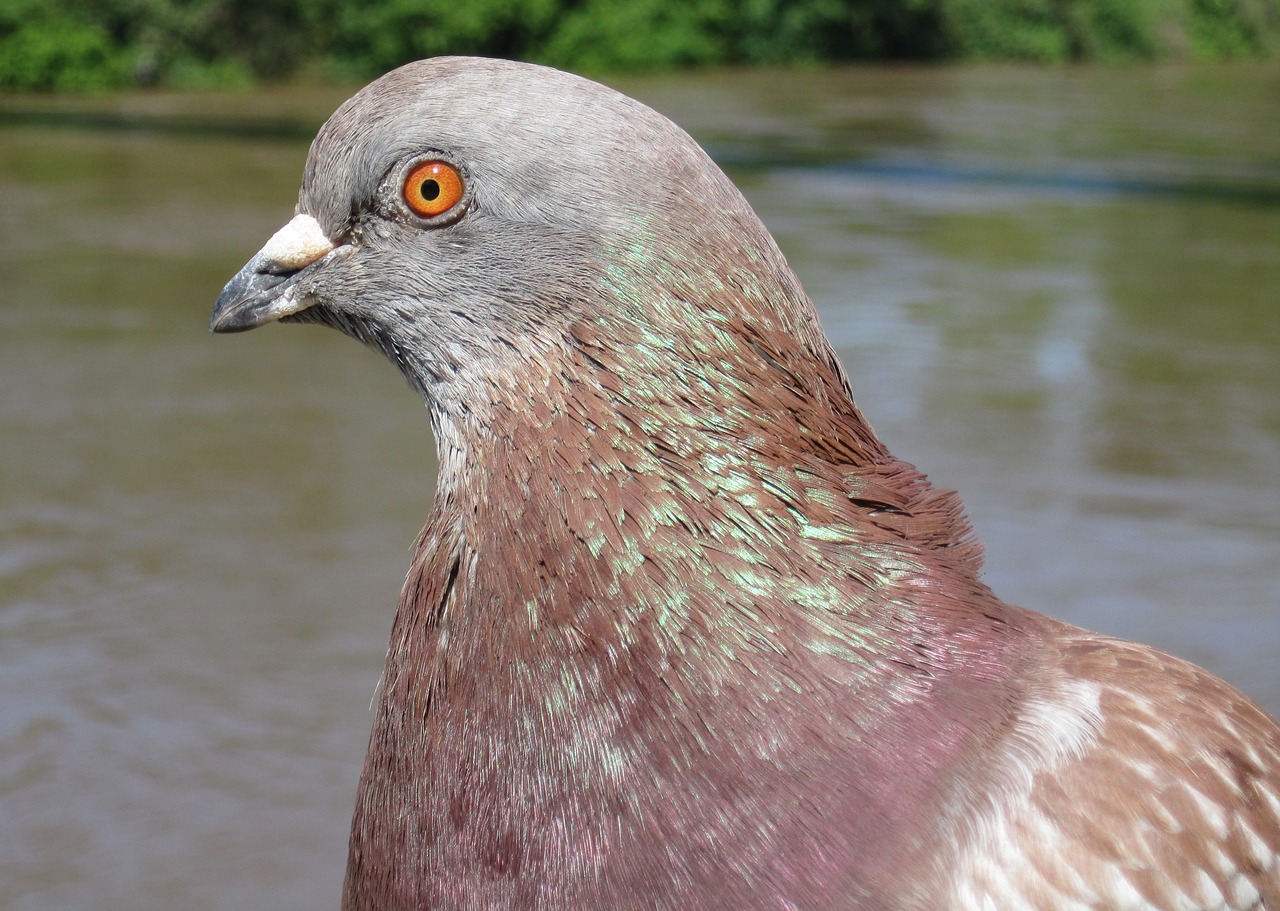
[1,64,1277,910]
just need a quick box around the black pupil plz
[421,179,441,201]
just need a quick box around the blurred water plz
[1,64,1278,910]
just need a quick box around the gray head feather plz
[216,58,835,408]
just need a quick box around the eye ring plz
[403,159,465,220]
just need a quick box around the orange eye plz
[403,160,465,218]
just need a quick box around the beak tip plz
[209,308,244,334]
[210,266,290,334]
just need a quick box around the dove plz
[212,56,1280,911]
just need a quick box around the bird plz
[211,56,1280,911]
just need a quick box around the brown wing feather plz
[953,629,1280,910]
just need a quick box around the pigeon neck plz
[350,338,1020,908]
[419,315,986,653]
[343,305,1028,908]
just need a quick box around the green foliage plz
[325,0,562,81]
[1,0,1277,91]
[538,0,734,71]
[730,0,948,62]
[934,0,1280,61]
[937,0,1073,60]
[1185,0,1280,57]
[0,0,128,90]
[0,0,328,90]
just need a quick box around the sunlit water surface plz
[1,64,1277,910]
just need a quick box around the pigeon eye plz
[403,160,464,219]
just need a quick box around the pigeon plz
[211,56,1280,911]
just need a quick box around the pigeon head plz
[212,57,840,420]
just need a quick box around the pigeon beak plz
[210,213,337,333]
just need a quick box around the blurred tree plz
[0,0,1276,90]
[0,0,129,90]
